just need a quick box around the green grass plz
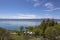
[11,34,22,40]
[10,34,42,40]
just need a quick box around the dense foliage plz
[25,19,60,40]
[45,26,60,40]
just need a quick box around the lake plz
[0,19,60,30]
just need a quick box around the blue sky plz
[0,0,60,19]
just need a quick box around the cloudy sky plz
[0,0,60,19]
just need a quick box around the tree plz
[33,27,42,37]
[40,19,57,38]
[45,25,60,40]
[20,26,24,32]
[40,19,47,38]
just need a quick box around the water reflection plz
[0,20,41,30]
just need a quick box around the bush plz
[45,26,60,40]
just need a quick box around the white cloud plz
[27,0,39,2]
[33,0,40,7]
[33,3,40,7]
[43,7,60,11]
[0,13,54,19]
[27,0,40,7]
[44,14,53,18]
[44,2,60,11]
[0,14,41,19]
[45,2,54,9]
[13,14,39,19]
[0,13,59,19]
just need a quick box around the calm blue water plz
[0,19,60,30]
[0,19,42,30]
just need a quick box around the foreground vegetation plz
[0,19,60,40]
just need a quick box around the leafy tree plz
[17,26,24,35]
[20,26,24,32]
[33,27,42,37]
[40,19,47,38]
[45,25,60,40]
[40,19,57,38]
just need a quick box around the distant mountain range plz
[0,18,60,20]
